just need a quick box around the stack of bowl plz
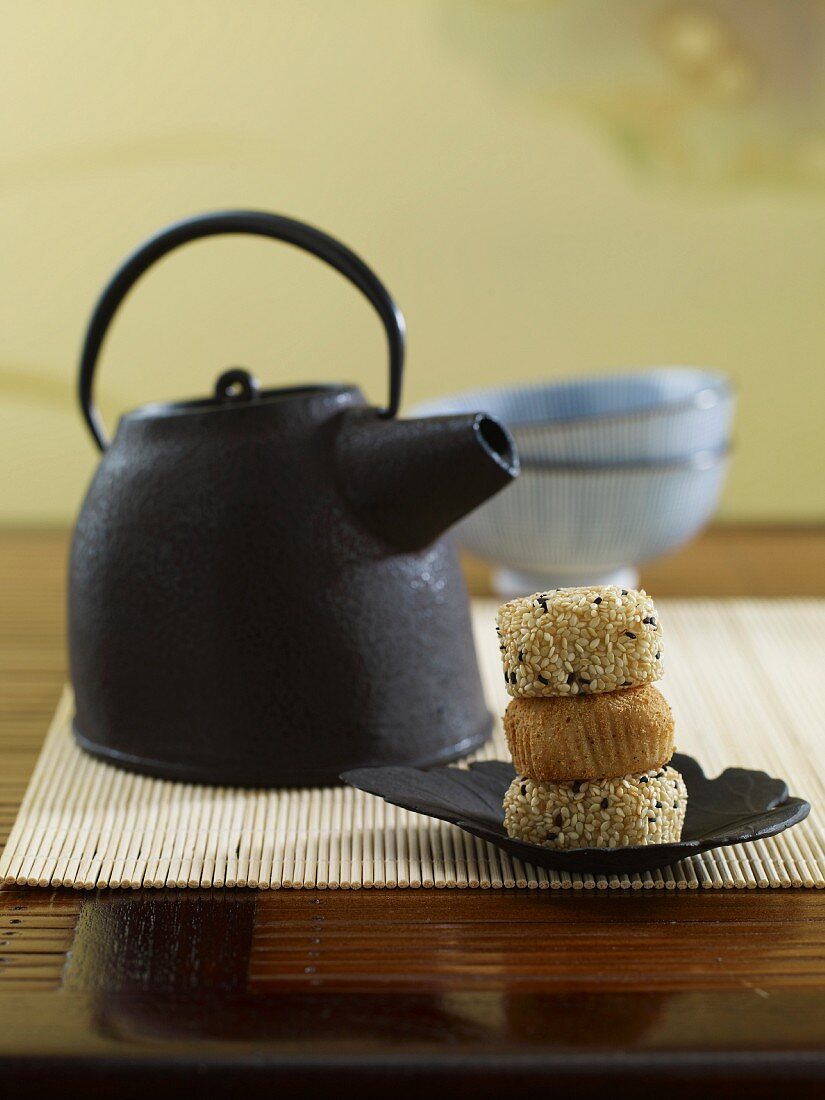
[412,368,734,597]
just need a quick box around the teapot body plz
[68,210,518,787]
[69,386,493,785]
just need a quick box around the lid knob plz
[214,367,261,404]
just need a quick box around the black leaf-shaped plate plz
[341,753,810,875]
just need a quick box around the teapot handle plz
[78,209,406,450]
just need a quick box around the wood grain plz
[250,890,825,992]
[1,528,825,1092]
[0,887,78,993]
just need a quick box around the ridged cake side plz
[503,683,675,782]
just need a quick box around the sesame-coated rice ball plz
[497,586,663,697]
[502,766,687,849]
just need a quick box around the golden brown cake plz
[503,683,675,782]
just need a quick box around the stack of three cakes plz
[496,586,687,850]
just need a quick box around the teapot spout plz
[336,409,519,550]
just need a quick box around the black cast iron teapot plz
[69,210,518,786]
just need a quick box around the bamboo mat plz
[1,600,823,891]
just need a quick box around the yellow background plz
[2,1,824,523]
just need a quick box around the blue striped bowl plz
[454,450,730,597]
[412,368,734,465]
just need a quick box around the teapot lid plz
[78,210,405,451]
[120,368,364,427]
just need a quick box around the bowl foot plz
[492,564,640,599]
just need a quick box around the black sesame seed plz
[643,616,656,626]
[554,812,564,827]
[536,597,548,612]
[673,801,679,809]
[648,817,656,824]
[520,784,527,796]
[509,671,517,685]
[538,674,549,685]
[593,596,602,605]
[499,645,505,652]
[625,631,636,639]
[639,776,649,784]
[504,672,509,684]
[655,651,661,660]
[600,797,609,809]
[655,801,662,809]
[621,589,628,595]
[518,650,524,662]
[572,781,582,793]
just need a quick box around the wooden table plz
[2,528,825,1097]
